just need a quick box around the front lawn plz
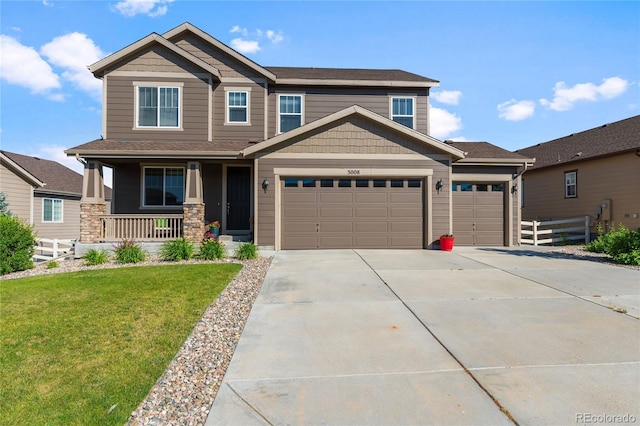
[0,263,242,425]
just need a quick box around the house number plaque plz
[347,169,361,175]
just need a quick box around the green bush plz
[159,238,194,261]
[83,248,110,266]
[585,224,640,266]
[47,261,58,269]
[235,242,258,260]
[0,215,36,275]
[199,239,226,260]
[113,239,146,264]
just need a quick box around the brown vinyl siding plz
[33,194,82,240]
[112,45,205,74]
[268,88,429,137]
[105,76,209,141]
[0,162,33,222]
[213,83,265,141]
[522,153,640,231]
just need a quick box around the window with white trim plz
[137,86,180,128]
[391,97,415,128]
[227,91,249,123]
[565,171,577,198]
[143,167,185,207]
[278,94,303,133]
[43,198,63,223]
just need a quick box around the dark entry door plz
[226,166,251,231]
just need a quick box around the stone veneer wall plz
[183,203,205,242]
[80,203,107,243]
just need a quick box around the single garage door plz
[452,183,505,246]
[282,178,423,249]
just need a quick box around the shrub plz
[235,242,258,260]
[0,192,9,215]
[199,238,226,260]
[0,214,36,275]
[47,261,58,269]
[585,224,640,266]
[159,238,194,261]
[113,239,146,264]
[83,248,110,266]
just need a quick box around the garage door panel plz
[390,207,422,218]
[355,207,388,218]
[354,192,388,203]
[476,196,503,206]
[390,192,421,203]
[389,235,423,248]
[389,221,422,232]
[356,222,388,232]
[283,207,318,218]
[453,182,505,247]
[319,193,353,203]
[283,192,317,203]
[283,236,318,249]
[322,222,353,232]
[319,207,353,218]
[356,236,389,248]
[474,233,504,245]
[282,222,318,233]
[475,208,503,219]
[319,235,353,248]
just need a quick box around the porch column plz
[80,160,106,243]
[183,161,205,242]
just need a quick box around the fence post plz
[52,239,59,258]
[584,216,590,243]
[532,221,539,246]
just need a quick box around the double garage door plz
[452,183,505,246]
[282,178,423,249]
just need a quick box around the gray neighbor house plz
[66,22,534,251]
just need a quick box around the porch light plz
[262,178,270,192]
[511,184,518,194]
[435,179,444,193]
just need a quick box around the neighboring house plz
[0,150,112,240]
[516,115,640,234]
[65,22,533,249]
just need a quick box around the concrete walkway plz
[206,248,640,425]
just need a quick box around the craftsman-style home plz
[66,22,533,250]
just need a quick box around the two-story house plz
[66,22,533,250]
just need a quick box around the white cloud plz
[230,38,261,54]
[540,77,629,111]
[449,136,469,142]
[429,106,462,139]
[0,35,61,95]
[113,0,173,17]
[497,99,535,121]
[42,0,53,7]
[40,32,105,101]
[431,90,462,105]
[230,26,248,36]
[266,30,284,44]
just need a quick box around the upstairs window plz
[143,167,185,207]
[391,97,415,129]
[278,94,303,133]
[137,86,180,128]
[227,91,249,123]
[565,171,577,198]
[43,198,63,223]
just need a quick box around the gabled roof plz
[0,150,112,198]
[163,22,277,82]
[242,105,465,158]
[88,32,222,79]
[515,115,640,170]
[266,66,439,88]
[446,141,534,166]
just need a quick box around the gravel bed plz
[3,255,272,425]
[551,245,639,270]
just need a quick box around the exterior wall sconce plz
[435,179,444,194]
[511,184,518,194]
[262,178,270,192]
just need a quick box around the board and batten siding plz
[267,88,430,138]
[0,162,33,223]
[105,76,210,141]
[522,153,640,231]
[33,194,82,240]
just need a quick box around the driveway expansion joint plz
[226,383,274,425]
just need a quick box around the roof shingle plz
[445,141,532,160]
[265,66,438,84]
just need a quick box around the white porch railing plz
[33,238,75,261]
[521,216,591,246]
[99,214,184,242]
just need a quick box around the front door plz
[226,166,251,231]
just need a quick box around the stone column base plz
[80,203,107,243]
[183,203,205,242]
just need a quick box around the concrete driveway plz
[206,248,640,425]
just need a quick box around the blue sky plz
[1,1,638,186]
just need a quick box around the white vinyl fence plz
[33,238,75,261]
[521,216,590,246]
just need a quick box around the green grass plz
[0,263,242,425]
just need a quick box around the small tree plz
[0,192,9,216]
[0,215,36,274]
